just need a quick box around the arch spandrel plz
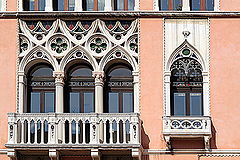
[19,45,58,73]
[99,46,138,72]
[166,40,206,72]
[60,45,98,72]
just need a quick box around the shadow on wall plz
[141,120,150,149]
[210,124,217,149]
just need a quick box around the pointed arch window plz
[170,58,203,116]
[65,64,95,113]
[27,64,55,113]
[104,64,134,113]
[23,0,46,11]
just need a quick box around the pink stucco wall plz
[140,18,165,149]
[0,19,17,149]
[7,0,17,11]
[140,0,153,10]
[220,0,240,11]
[210,18,240,149]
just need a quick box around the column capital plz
[18,71,27,84]
[93,71,105,87]
[53,71,65,86]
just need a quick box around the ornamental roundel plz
[127,34,138,55]
[19,36,30,54]
[88,35,108,55]
[48,35,69,54]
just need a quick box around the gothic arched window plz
[65,64,94,113]
[104,64,134,113]
[170,58,203,116]
[23,0,46,11]
[114,0,134,11]
[27,64,55,113]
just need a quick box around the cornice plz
[0,11,240,19]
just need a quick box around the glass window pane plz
[160,0,169,11]
[128,0,134,10]
[173,93,186,116]
[109,93,119,113]
[32,67,53,77]
[58,0,65,11]
[30,92,41,113]
[205,0,214,11]
[117,0,124,11]
[44,92,55,113]
[98,0,105,11]
[123,92,133,113]
[190,93,202,116]
[70,92,80,113]
[84,92,94,113]
[109,68,132,77]
[71,68,92,77]
[87,0,94,11]
[30,0,35,11]
[69,0,75,11]
[192,0,201,11]
[173,0,181,10]
[39,0,45,11]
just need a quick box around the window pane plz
[87,0,94,11]
[39,0,45,11]
[58,0,65,11]
[192,0,201,11]
[30,92,41,113]
[109,68,132,77]
[173,0,181,10]
[69,0,75,11]
[173,93,186,116]
[160,0,169,11]
[32,67,53,77]
[70,92,80,113]
[128,0,134,10]
[44,92,55,113]
[123,92,133,113]
[109,93,119,113]
[190,93,202,116]
[0,0,2,11]
[117,0,124,11]
[98,0,105,11]
[205,0,214,11]
[84,92,94,113]
[71,68,92,77]
[30,0,35,11]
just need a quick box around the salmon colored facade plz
[0,0,239,160]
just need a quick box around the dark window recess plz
[52,0,75,11]
[170,58,203,116]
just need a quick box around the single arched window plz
[170,58,203,116]
[114,0,134,11]
[53,0,75,11]
[23,0,46,11]
[65,64,94,113]
[104,65,133,113]
[27,64,55,113]
[82,0,105,11]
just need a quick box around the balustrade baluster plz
[116,121,120,144]
[123,121,126,144]
[83,121,86,144]
[109,121,113,144]
[34,122,37,144]
[103,121,107,144]
[41,121,44,144]
[69,121,72,144]
[27,120,31,144]
[21,121,24,144]
[76,121,79,144]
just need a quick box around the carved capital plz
[18,71,26,84]
[93,71,104,87]
[53,71,65,86]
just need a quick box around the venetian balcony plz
[6,113,140,149]
[162,116,212,149]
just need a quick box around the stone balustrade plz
[6,113,140,148]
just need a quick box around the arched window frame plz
[154,0,219,11]
[164,41,210,117]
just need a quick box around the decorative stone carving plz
[53,72,65,86]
